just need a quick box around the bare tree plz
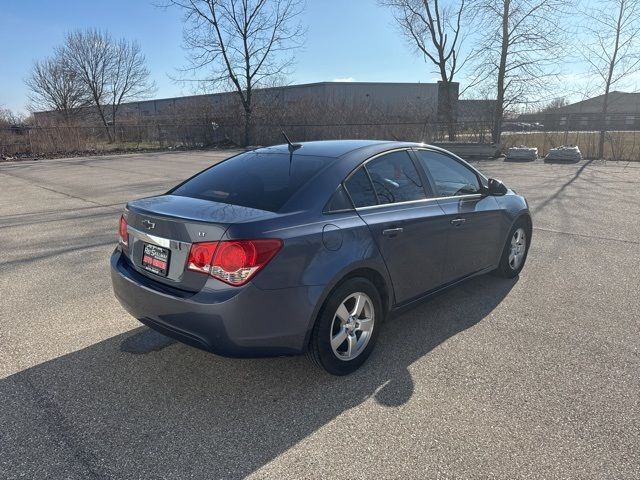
[25,52,88,122]
[0,108,24,127]
[108,38,155,131]
[166,0,305,146]
[471,0,572,143]
[381,0,470,140]
[580,0,640,158]
[61,29,154,142]
[62,29,113,140]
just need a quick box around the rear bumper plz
[110,248,322,357]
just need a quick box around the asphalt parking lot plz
[1,150,638,479]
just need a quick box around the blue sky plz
[2,0,636,115]
[0,0,430,114]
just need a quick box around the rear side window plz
[344,168,377,208]
[365,151,426,205]
[324,185,354,213]
[415,150,481,197]
[170,152,333,212]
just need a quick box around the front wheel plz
[493,218,531,278]
[308,278,382,376]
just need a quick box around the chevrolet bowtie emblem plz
[142,219,156,230]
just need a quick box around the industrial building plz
[52,81,458,125]
[34,81,494,126]
[519,91,640,131]
[33,81,495,146]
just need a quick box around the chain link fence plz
[1,120,493,157]
[507,112,640,161]
[2,119,640,161]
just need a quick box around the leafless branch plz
[579,0,640,158]
[165,0,306,145]
[469,0,574,143]
[381,0,471,140]
[61,29,154,141]
[25,52,90,121]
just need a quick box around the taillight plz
[187,242,218,273]
[187,239,282,286]
[119,215,128,246]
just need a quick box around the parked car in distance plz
[111,140,532,375]
[503,122,531,132]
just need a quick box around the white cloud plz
[332,77,355,82]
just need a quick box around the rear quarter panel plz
[225,211,391,293]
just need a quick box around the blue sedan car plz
[111,140,531,375]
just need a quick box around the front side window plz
[415,150,481,197]
[364,151,426,205]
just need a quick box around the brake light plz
[187,239,283,286]
[119,215,128,246]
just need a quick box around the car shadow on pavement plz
[2,274,516,479]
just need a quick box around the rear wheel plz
[308,278,382,376]
[493,218,531,278]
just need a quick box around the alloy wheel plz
[509,227,527,270]
[330,292,375,361]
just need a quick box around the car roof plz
[253,139,412,158]
[273,140,473,213]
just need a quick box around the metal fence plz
[518,112,640,132]
[0,120,494,156]
[2,120,640,161]
[246,120,494,146]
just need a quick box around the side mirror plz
[487,178,508,196]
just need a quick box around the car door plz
[413,149,504,283]
[343,150,450,304]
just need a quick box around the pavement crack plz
[533,226,640,245]
[17,375,117,479]
[0,171,106,207]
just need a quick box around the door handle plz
[450,218,467,226]
[382,227,404,237]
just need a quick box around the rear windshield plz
[169,152,334,212]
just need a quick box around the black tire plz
[493,217,531,278]
[307,277,383,376]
